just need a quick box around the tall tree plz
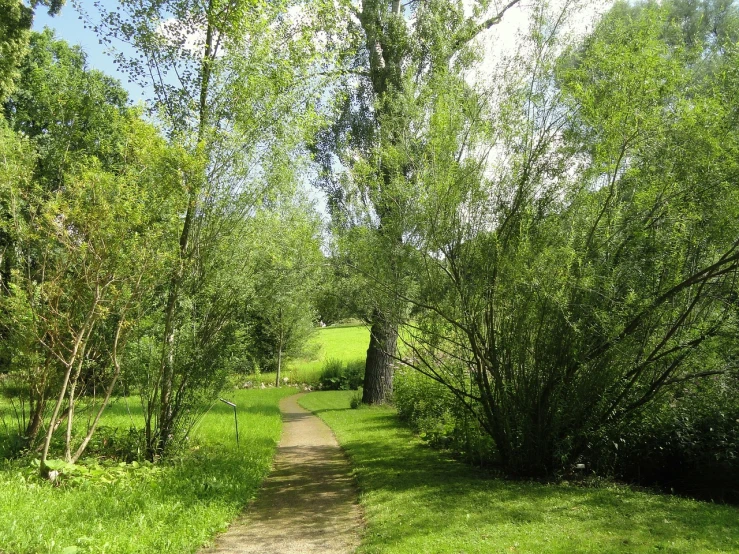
[393,0,739,476]
[313,0,523,404]
[1,30,140,447]
[98,0,334,456]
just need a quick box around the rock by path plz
[203,393,362,554]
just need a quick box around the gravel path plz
[203,393,362,554]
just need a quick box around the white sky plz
[472,0,614,74]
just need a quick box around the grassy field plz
[0,388,294,554]
[300,391,739,554]
[254,324,370,385]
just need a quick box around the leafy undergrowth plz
[300,391,739,554]
[0,388,294,554]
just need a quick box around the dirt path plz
[203,393,362,554]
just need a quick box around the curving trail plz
[203,393,362,554]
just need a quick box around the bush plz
[588,372,739,503]
[349,391,363,409]
[318,358,365,390]
[393,368,494,466]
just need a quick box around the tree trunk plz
[0,237,12,373]
[275,345,282,388]
[25,394,45,445]
[155,276,180,457]
[25,360,50,446]
[151,0,215,459]
[362,313,397,404]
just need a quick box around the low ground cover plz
[300,391,739,554]
[0,388,294,554]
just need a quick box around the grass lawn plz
[0,387,294,554]
[254,324,370,385]
[300,391,739,554]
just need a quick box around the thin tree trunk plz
[155,275,180,456]
[64,354,86,462]
[362,312,397,404]
[40,295,99,475]
[153,0,215,458]
[276,345,282,387]
[275,319,283,387]
[25,397,45,445]
[71,319,126,463]
[25,358,51,446]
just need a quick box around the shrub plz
[588,372,739,503]
[393,368,494,466]
[349,391,363,409]
[318,358,365,390]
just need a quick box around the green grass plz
[300,391,739,554]
[254,325,370,386]
[0,388,295,554]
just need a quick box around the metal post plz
[218,398,239,449]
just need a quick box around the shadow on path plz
[202,393,363,554]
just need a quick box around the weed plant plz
[318,358,365,390]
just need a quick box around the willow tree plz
[98,0,335,456]
[313,0,523,404]
[396,0,739,476]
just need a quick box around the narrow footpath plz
[204,393,362,554]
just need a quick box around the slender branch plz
[454,0,523,49]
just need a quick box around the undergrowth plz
[0,388,294,554]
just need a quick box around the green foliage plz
[393,368,493,465]
[590,371,739,502]
[4,29,131,188]
[318,358,364,390]
[300,391,739,553]
[0,0,65,101]
[313,257,368,325]
[0,0,32,101]
[386,0,739,477]
[242,194,324,378]
[0,30,183,463]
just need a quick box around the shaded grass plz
[0,388,295,554]
[254,325,370,386]
[300,391,739,554]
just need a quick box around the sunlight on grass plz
[0,388,294,554]
[255,325,370,385]
[300,391,739,554]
